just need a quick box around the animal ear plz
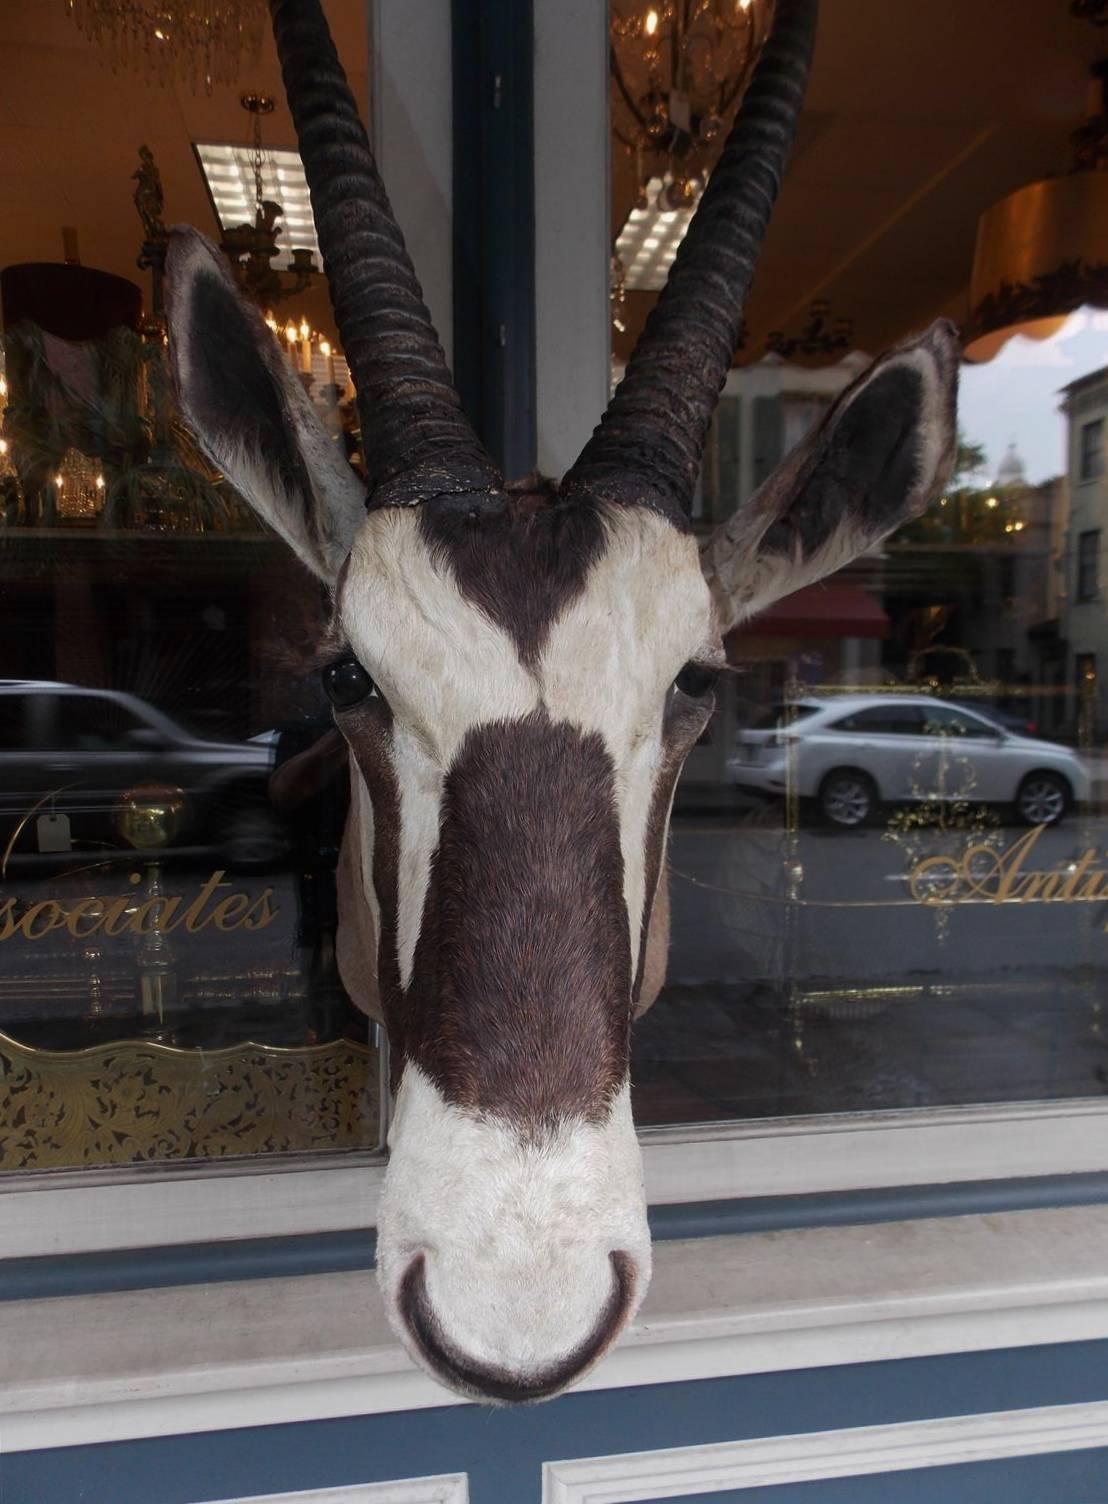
[165,227,365,584]
[700,320,960,634]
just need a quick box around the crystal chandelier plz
[611,0,775,217]
[64,1,266,94]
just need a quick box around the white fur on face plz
[377,1064,651,1388]
[350,765,380,944]
[540,509,717,962]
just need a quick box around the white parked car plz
[728,695,1090,829]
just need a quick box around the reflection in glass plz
[0,310,380,1172]
[635,314,1108,1128]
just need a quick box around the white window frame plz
[4,1097,1108,1259]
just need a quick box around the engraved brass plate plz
[0,1031,378,1171]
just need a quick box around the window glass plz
[3,3,1108,1182]
[1078,529,1101,600]
[49,692,146,750]
[0,9,379,1176]
[0,694,31,748]
[1080,418,1104,481]
[751,702,822,730]
[831,705,926,735]
[612,3,1108,1129]
[920,705,1001,739]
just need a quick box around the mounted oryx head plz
[166,0,957,1405]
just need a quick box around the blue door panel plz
[5,1342,1108,1504]
[657,1447,1108,1504]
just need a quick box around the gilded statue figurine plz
[133,145,166,242]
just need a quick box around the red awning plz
[735,582,890,640]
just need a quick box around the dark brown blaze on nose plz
[399,1250,637,1404]
[405,713,632,1126]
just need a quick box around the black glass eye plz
[322,655,377,709]
[674,662,720,699]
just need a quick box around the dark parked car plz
[0,680,285,867]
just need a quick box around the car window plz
[922,705,1000,739]
[751,702,822,729]
[49,694,147,751]
[830,704,926,735]
[0,694,31,749]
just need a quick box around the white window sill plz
[4,1098,1108,1260]
[3,1204,1108,1453]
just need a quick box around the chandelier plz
[611,0,775,222]
[208,93,320,309]
[64,1,265,94]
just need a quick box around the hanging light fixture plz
[196,92,320,310]
[611,0,774,290]
[964,59,1108,362]
[64,0,266,94]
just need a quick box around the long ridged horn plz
[269,0,499,505]
[564,0,818,517]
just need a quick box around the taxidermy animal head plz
[166,0,958,1406]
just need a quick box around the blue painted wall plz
[5,1339,1108,1504]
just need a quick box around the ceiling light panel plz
[614,178,696,290]
[195,143,320,267]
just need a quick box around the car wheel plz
[222,804,289,869]
[818,769,878,830]
[1015,771,1070,827]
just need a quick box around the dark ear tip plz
[898,318,963,376]
[165,226,231,288]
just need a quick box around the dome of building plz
[994,440,1027,490]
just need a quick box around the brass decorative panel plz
[0,1031,378,1171]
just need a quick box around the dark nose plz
[398,1249,637,1404]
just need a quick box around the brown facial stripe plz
[632,694,714,1008]
[416,488,608,666]
[399,1249,636,1404]
[404,712,631,1127]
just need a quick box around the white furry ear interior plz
[165,226,365,584]
[701,319,960,635]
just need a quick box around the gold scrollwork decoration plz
[0,1030,379,1171]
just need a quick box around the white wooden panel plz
[534,0,610,477]
[199,1480,467,1504]
[543,1401,1108,1501]
[5,1099,1108,1259]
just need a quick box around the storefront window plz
[630,313,1108,1125]
[0,9,380,1174]
[3,1,1106,1186]
[611,3,1108,1129]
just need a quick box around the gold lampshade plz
[115,784,186,850]
[964,169,1108,363]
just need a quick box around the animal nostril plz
[398,1249,636,1404]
